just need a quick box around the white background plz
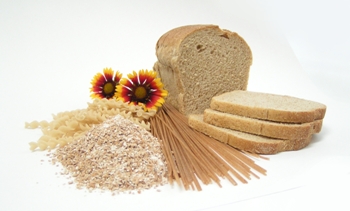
[1,0,349,210]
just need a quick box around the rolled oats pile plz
[52,115,168,193]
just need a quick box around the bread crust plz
[154,25,252,116]
[156,25,219,67]
[188,114,314,155]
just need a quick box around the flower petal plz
[127,71,139,85]
[89,68,122,100]
[103,68,114,81]
[114,71,123,83]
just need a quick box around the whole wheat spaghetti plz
[150,103,267,191]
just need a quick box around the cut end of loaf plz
[155,25,252,116]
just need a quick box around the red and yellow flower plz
[116,69,168,111]
[90,68,122,99]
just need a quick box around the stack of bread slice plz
[188,90,327,154]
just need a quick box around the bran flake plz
[52,115,168,193]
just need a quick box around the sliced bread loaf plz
[203,109,323,140]
[188,114,313,154]
[210,90,327,123]
[154,25,252,116]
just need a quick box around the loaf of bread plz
[203,108,323,140]
[154,25,252,116]
[210,90,327,123]
[188,115,313,154]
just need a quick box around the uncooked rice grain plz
[52,115,168,193]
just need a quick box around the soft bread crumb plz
[211,90,327,123]
[188,114,314,155]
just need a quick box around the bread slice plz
[203,108,323,140]
[210,90,327,123]
[154,25,252,116]
[188,114,313,154]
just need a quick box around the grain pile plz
[51,115,167,193]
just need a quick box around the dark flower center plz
[133,86,149,102]
[103,82,116,98]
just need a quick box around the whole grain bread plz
[154,25,252,116]
[188,114,313,154]
[210,90,327,123]
[203,108,322,140]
